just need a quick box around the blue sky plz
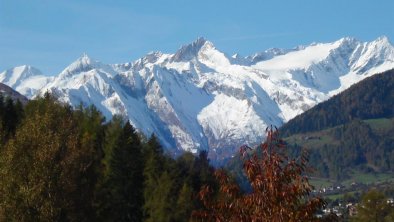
[1,0,393,74]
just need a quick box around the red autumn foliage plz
[192,127,328,222]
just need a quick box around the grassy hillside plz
[285,117,394,180]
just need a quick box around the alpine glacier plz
[1,36,394,162]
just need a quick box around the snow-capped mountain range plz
[1,36,394,162]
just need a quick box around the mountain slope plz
[38,54,177,149]
[280,69,394,136]
[1,36,394,162]
[279,69,394,179]
[0,82,28,104]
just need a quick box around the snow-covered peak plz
[17,65,43,77]
[0,65,53,98]
[80,53,93,63]
[374,35,391,45]
[343,36,394,77]
[142,51,165,65]
[171,37,215,62]
[366,36,394,56]
[59,54,118,79]
[60,54,101,77]
[335,37,361,49]
[145,51,163,62]
[0,65,43,87]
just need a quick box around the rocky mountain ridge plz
[1,36,393,162]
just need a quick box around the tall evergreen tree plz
[143,134,165,187]
[95,120,144,221]
[1,97,24,139]
[94,116,123,219]
[101,115,124,178]
[143,134,170,221]
[114,122,143,221]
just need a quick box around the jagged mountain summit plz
[1,36,394,162]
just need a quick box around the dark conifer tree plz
[113,122,144,221]
[2,97,24,138]
[96,121,144,221]
[94,116,124,219]
[143,134,165,220]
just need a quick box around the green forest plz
[280,70,394,180]
[285,118,394,180]
[0,93,218,221]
